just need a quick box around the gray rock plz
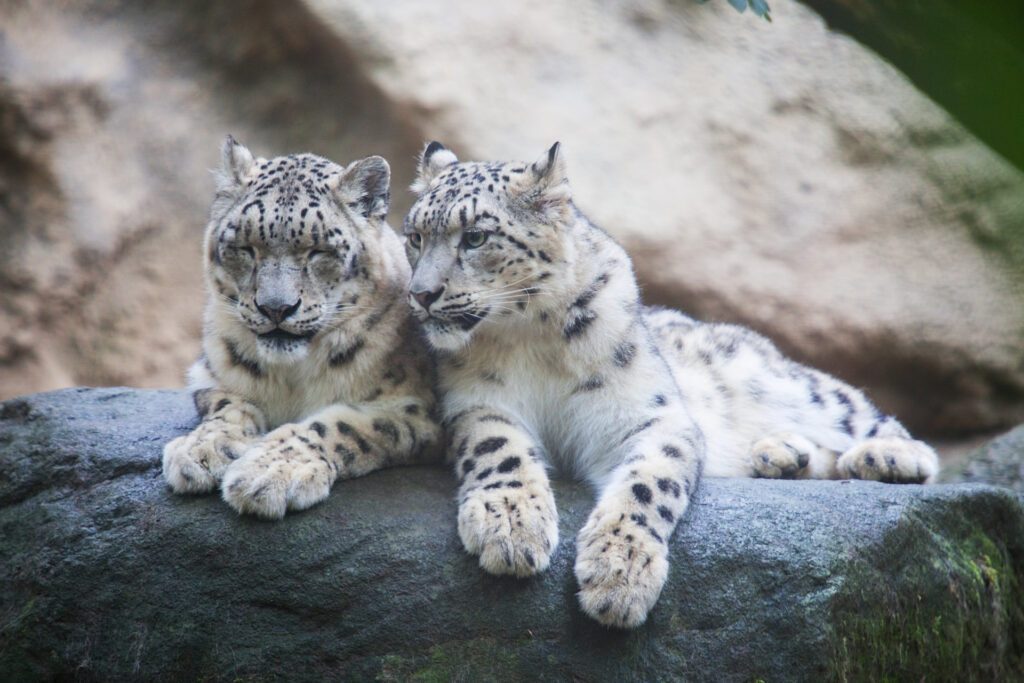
[942,425,1024,492]
[2,388,1023,681]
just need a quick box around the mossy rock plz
[1,389,1022,681]
[830,496,1023,681]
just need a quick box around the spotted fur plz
[402,142,939,628]
[162,137,439,519]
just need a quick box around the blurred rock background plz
[1,0,1022,452]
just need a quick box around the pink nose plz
[411,287,444,311]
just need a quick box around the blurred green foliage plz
[798,0,1024,175]
[697,0,772,22]
[699,0,1024,175]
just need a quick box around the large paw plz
[221,430,334,519]
[458,483,558,577]
[162,425,247,494]
[837,437,938,484]
[749,432,816,479]
[575,508,669,629]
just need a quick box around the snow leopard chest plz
[443,343,648,482]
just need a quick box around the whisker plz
[475,286,548,305]
[473,295,534,312]
[474,297,535,309]
[475,288,540,299]
[468,274,536,298]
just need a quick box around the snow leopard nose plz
[256,299,301,325]
[411,286,445,312]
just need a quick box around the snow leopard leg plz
[221,396,439,519]
[449,407,559,578]
[162,388,266,494]
[575,419,704,629]
[749,385,938,484]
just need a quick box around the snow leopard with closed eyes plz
[162,137,439,519]
[401,141,939,628]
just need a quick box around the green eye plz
[408,232,423,249]
[462,230,488,249]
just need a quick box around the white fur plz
[403,144,940,629]
[163,140,439,518]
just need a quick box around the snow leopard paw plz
[749,432,816,479]
[457,481,559,577]
[221,427,335,519]
[837,437,938,484]
[162,422,248,494]
[575,506,670,629]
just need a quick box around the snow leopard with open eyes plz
[162,137,440,519]
[401,141,940,629]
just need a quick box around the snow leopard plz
[400,141,939,628]
[162,137,440,519]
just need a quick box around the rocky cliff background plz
[1,0,1022,447]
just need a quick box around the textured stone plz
[942,424,1024,493]
[1,388,1022,681]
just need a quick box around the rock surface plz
[942,424,1024,493]
[2,388,1022,681]
[1,1,1023,439]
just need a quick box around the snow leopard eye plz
[221,244,255,271]
[462,230,488,249]
[408,232,423,249]
[225,245,254,258]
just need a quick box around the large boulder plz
[942,424,1024,493]
[304,0,1024,437]
[2,388,1022,681]
[1,1,1023,440]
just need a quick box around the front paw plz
[837,437,938,484]
[575,508,669,629]
[458,483,558,577]
[162,425,247,494]
[221,430,334,519]
[749,432,815,479]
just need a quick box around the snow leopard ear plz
[217,135,258,194]
[524,142,572,219]
[530,142,569,193]
[412,141,458,193]
[329,155,391,222]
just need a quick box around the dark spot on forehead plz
[224,153,360,249]
[250,153,341,201]
[412,160,524,234]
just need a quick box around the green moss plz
[828,508,1024,682]
[377,638,524,682]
